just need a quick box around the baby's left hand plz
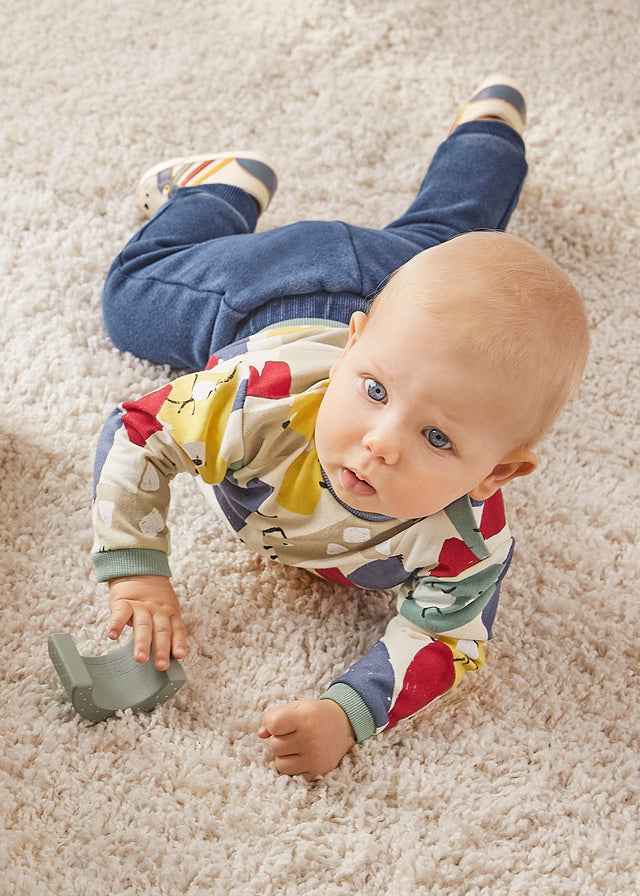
[258,699,356,781]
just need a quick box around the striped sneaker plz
[451,75,527,136]
[136,151,279,218]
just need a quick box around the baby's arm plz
[258,699,355,781]
[93,389,204,667]
[108,574,188,671]
[258,545,512,777]
[316,545,513,749]
[256,621,464,779]
[322,615,481,740]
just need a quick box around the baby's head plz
[382,231,590,450]
[315,231,589,520]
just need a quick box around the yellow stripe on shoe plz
[136,151,279,218]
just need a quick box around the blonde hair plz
[370,231,590,449]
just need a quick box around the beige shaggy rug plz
[1,1,638,893]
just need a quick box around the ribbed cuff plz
[92,548,171,582]
[320,683,377,743]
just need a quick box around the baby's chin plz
[332,476,415,520]
[322,465,383,514]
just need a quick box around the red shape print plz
[314,568,357,588]
[479,490,506,539]
[429,537,479,578]
[246,361,292,400]
[386,640,455,728]
[121,384,173,447]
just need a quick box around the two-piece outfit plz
[94,119,528,742]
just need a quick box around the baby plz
[92,77,589,779]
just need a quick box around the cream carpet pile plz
[1,1,638,893]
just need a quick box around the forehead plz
[368,263,501,373]
[355,296,515,431]
[358,299,475,390]
[369,254,458,339]
[364,290,445,352]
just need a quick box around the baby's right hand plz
[108,575,188,671]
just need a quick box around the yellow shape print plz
[286,388,325,441]
[159,368,240,485]
[277,447,323,515]
[275,388,325,514]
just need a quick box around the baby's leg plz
[343,76,529,296]
[102,154,279,370]
[102,152,374,369]
[234,91,528,336]
[102,80,527,368]
[103,203,371,369]
[231,90,528,342]
[383,122,527,242]
[103,187,256,369]
[390,75,528,242]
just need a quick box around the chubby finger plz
[108,603,133,641]
[171,616,188,661]
[151,614,173,671]
[257,722,271,739]
[268,732,305,759]
[129,605,153,664]
[273,753,312,780]
[150,610,188,670]
[259,703,299,738]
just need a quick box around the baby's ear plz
[347,310,368,342]
[329,312,368,377]
[469,450,538,501]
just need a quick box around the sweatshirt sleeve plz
[92,363,245,581]
[321,497,514,742]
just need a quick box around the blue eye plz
[426,428,452,450]
[365,378,387,402]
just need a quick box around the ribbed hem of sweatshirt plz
[235,294,372,344]
[92,548,171,582]
[320,683,377,743]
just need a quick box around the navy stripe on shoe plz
[470,84,526,122]
[237,158,278,200]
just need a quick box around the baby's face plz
[315,300,519,520]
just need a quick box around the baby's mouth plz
[341,467,377,498]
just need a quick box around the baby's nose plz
[362,426,400,464]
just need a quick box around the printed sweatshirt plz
[93,324,514,742]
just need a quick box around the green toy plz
[48,633,186,722]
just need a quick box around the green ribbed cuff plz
[92,548,171,582]
[320,683,377,743]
